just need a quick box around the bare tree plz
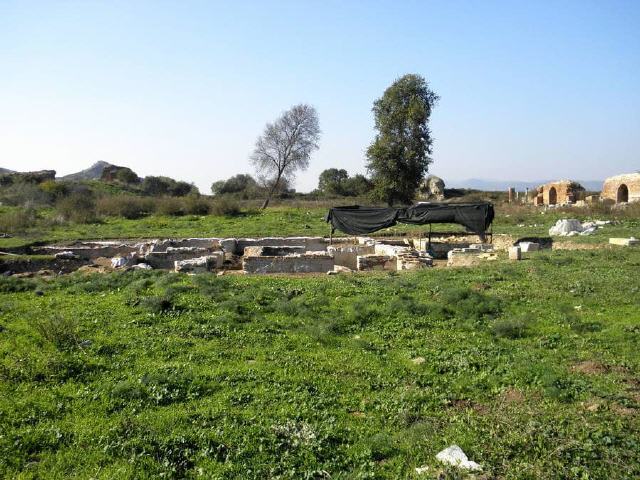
[251,104,320,209]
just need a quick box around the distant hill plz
[0,167,15,174]
[60,161,114,181]
[448,178,603,192]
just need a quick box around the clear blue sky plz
[1,0,639,192]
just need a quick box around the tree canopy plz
[366,74,439,205]
[317,169,372,197]
[251,104,320,208]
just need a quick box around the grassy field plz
[1,246,639,478]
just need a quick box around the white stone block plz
[609,237,639,246]
[508,246,522,260]
[519,242,539,252]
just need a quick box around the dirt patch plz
[553,242,608,251]
[449,399,489,414]
[611,403,637,417]
[500,387,526,404]
[571,360,609,375]
[581,399,603,412]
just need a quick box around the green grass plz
[1,248,639,478]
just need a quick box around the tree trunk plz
[261,175,282,210]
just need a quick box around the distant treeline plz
[210,168,372,200]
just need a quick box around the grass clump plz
[0,207,37,233]
[139,295,177,314]
[210,196,241,216]
[35,315,80,351]
[492,314,532,339]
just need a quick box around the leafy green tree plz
[114,167,140,184]
[318,168,348,195]
[211,174,258,196]
[141,176,196,197]
[171,181,197,196]
[366,74,439,205]
[141,176,174,196]
[343,174,372,197]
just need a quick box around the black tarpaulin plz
[325,202,494,235]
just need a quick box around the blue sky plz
[1,0,639,192]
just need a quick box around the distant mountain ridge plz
[0,167,16,174]
[60,161,114,181]
[448,178,603,192]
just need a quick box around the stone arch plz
[617,184,629,203]
[548,186,557,205]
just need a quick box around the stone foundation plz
[175,253,224,273]
[356,255,396,271]
[243,253,334,274]
[328,244,375,270]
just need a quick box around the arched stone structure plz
[602,173,640,204]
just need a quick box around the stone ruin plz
[601,173,640,204]
[531,180,586,206]
[27,233,506,275]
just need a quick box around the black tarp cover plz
[325,202,494,235]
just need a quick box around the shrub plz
[183,195,211,215]
[441,288,502,321]
[142,176,197,197]
[0,207,37,233]
[210,197,241,216]
[96,195,153,219]
[492,315,531,339]
[155,197,185,216]
[139,295,176,314]
[35,315,80,351]
[0,183,51,206]
[56,191,98,224]
[39,180,69,200]
[0,275,39,292]
[368,433,397,461]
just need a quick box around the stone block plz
[145,248,217,269]
[220,238,238,254]
[236,237,327,254]
[446,249,482,267]
[175,254,224,273]
[242,253,334,274]
[327,244,374,270]
[174,238,221,249]
[397,254,433,270]
[508,246,522,260]
[356,254,395,271]
[469,243,494,252]
[609,237,639,246]
[518,242,539,252]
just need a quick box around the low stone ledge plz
[243,253,334,274]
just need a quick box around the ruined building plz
[531,180,585,206]
[601,173,640,204]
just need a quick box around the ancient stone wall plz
[601,173,640,203]
[242,253,334,274]
[327,244,374,270]
[532,180,585,205]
